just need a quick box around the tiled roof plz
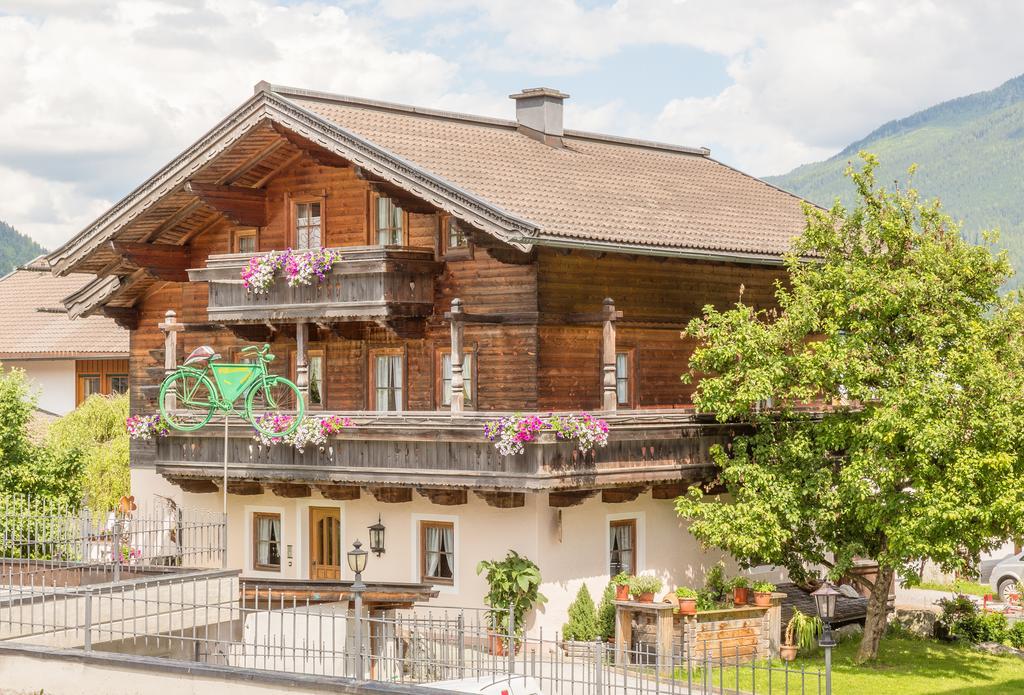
[285,90,810,258]
[0,258,128,359]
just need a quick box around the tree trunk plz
[855,564,894,663]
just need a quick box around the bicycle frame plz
[180,359,271,415]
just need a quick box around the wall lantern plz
[368,515,386,557]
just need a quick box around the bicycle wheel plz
[159,369,217,432]
[246,375,304,436]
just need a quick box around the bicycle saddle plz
[183,346,221,365]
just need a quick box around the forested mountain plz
[0,220,46,275]
[767,73,1024,287]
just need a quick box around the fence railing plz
[0,571,824,695]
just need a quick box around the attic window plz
[295,201,322,249]
[374,195,405,246]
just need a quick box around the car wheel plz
[997,577,1018,603]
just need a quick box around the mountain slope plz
[767,74,1024,286]
[0,221,46,276]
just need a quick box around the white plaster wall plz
[5,359,76,415]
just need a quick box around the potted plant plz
[730,577,750,606]
[477,551,547,656]
[628,575,663,603]
[613,572,632,601]
[561,585,599,656]
[781,609,822,662]
[752,581,775,607]
[675,587,698,616]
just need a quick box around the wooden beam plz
[184,181,268,227]
[418,488,468,506]
[269,483,311,498]
[226,324,276,342]
[251,150,305,189]
[475,491,525,509]
[101,306,139,330]
[140,198,204,243]
[227,481,264,495]
[317,484,360,501]
[601,486,646,504]
[111,241,191,282]
[166,477,218,494]
[269,123,351,168]
[220,138,288,184]
[651,483,689,500]
[548,490,597,508]
[368,486,413,503]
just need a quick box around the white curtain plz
[616,353,629,403]
[375,355,404,412]
[425,525,441,577]
[257,516,280,566]
[610,523,632,573]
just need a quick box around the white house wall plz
[4,359,76,415]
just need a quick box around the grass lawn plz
[914,580,994,597]
[691,633,1024,694]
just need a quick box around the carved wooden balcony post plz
[602,297,618,412]
[449,298,465,414]
[296,321,309,405]
[158,309,182,410]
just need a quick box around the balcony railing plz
[143,410,744,493]
[187,246,442,322]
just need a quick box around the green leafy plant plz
[597,582,616,641]
[627,575,663,596]
[562,585,599,641]
[675,586,698,599]
[705,562,729,603]
[729,576,750,589]
[785,609,823,650]
[696,590,717,611]
[612,571,631,587]
[936,596,1009,644]
[476,551,547,636]
[753,581,775,593]
[1007,622,1024,650]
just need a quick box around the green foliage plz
[704,563,729,603]
[45,394,130,510]
[729,576,750,589]
[785,609,823,650]
[476,551,547,635]
[627,575,662,596]
[677,154,1024,661]
[1007,622,1024,650]
[562,585,599,641]
[597,582,616,641]
[766,74,1024,291]
[0,367,37,492]
[612,571,631,586]
[753,581,776,594]
[0,220,45,276]
[675,586,698,599]
[937,595,1009,644]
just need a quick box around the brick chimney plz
[510,88,569,146]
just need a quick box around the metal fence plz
[0,569,824,695]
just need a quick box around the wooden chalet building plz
[46,83,807,630]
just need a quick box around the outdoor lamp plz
[368,515,386,557]
[347,539,369,576]
[811,581,840,624]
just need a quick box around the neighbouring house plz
[45,83,808,633]
[0,256,129,418]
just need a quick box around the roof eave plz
[526,234,789,266]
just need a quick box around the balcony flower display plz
[240,248,337,294]
[483,413,609,456]
[253,414,355,451]
[240,251,282,294]
[252,413,296,446]
[125,414,169,440]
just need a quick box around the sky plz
[2,0,1024,250]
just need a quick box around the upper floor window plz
[420,520,455,584]
[375,196,405,246]
[295,201,322,249]
[308,350,325,408]
[446,217,468,250]
[370,349,404,412]
[233,228,257,254]
[438,349,474,409]
[616,350,634,407]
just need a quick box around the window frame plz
[614,348,636,408]
[232,227,258,254]
[106,373,129,395]
[419,520,456,585]
[436,346,476,410]
[368,347,406,412]
[77,374,101,403]
[290,193,326,249]
[288,348,326,409]
[608,518,637,577]
[252,512,283,572]
[441,214,472,259]
[370,192,407,246]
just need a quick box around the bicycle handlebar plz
[241,344,274,361]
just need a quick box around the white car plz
[425,675,544,695]
[990,550,1024,602]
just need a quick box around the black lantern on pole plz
[811,581,840,695]
[368,515,386,557]
[347,539,368,585]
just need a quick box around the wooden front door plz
[310,507,341,580]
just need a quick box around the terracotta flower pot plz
[488,632,521,656]
[753,591,772,608]
[634,592,655,603]
[780,644,798,662]
[677,597,697,616]
[733,587,749,606]
[616,585,630,601]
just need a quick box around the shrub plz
[46,394,129,510]
[1007,622,1024,650]
[753,581,776,593]
[628,575,663,596]
[612,572,631,587]
[705,563,729,603]
[563,585,599,641]
[675,587,698,599]
[937,595,1009,644]
[597,582,616,641]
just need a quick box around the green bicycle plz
[158,344,304,436]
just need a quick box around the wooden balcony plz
[143,410,746,503]
[187,246,441,323]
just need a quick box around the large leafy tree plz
[677,155,1024,662]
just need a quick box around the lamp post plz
[368,516,386,557]
[347,539,369,678]
[811,581,840,695]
